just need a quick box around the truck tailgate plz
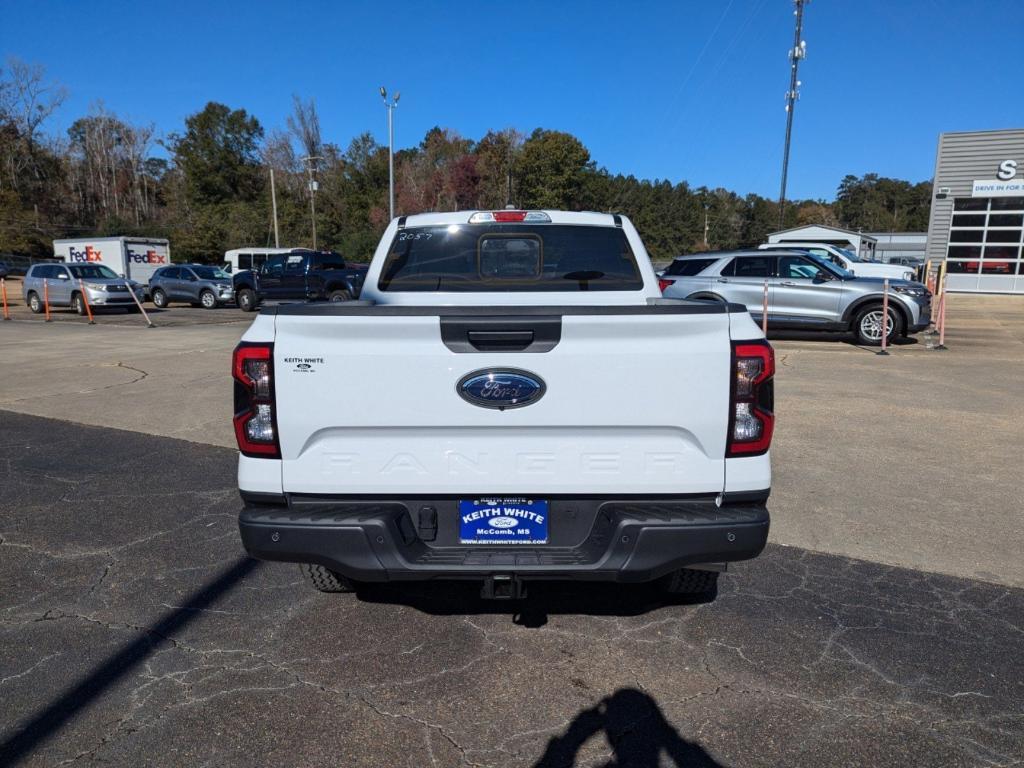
[272,307,730,495]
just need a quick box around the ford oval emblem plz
[457,368,546,410]
[489,516,519,528]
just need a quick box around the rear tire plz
[663,568,719,598]
[237,288,257,312]
[300,563,356,593]
[28,292,43,313]
[328,289,352,303]
[200,289,217,309]
[151,288,168,308]
[853,303,903,346]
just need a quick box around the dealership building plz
[926,129,1024,293]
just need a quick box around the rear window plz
[665,258,717,276]
[378,224,643,292]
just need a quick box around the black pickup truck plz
[233,250,367,312]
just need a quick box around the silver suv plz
[149,264,234,309]
[23,263,145,315]
[661,250,932,345]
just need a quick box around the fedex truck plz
[52,237,170,284]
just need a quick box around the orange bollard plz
[935,281,949,351]
[1,278,9,320]
[761,280,769,335]
[78,278,95,324]
[43,279,51,322]
[877,278,890,356]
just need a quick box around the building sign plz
[972,160,1022,197]
[971,179,1024,197]
[996,160,1018,180]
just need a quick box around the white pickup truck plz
[234,210,773,600]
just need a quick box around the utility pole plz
[778,0,808,229]
[380,87,400,220]
[301,155,323,250]
[269,168,280,248]
[703,203,710,248]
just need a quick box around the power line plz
[778,0,808,229]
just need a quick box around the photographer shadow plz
[533,688,725,768]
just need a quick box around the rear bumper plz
[237,495,770,583]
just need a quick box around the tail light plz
[726,341,774,457]
[232,342,280,458]
[658,278,674,293]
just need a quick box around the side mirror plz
[813,273,830,284]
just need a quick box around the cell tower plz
[778,0,808,229]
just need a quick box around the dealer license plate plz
[458,498,549,544]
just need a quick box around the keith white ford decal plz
[459,498,548,544]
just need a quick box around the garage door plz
[945,196,1024,293]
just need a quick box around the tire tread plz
[300,563,356,593]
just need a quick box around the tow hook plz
[481,574,526,600]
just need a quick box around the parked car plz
[22,263,146,314]
[235,210,773,600]
[660,250,932,346]
[233,250,367,312]
[0,261,9,279]
[758,242,916,281]
[150,264,234,309]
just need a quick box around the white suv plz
[759,243,915,281]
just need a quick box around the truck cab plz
[233,250,367,311]
[234,211,773,600]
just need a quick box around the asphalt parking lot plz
[1,293,1023,766]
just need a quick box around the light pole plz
[380,86,400,220]
[778,0,808,229]
[301,154,323,250]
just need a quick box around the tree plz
[473,129,523,209]
[515,129,591,209]
[834,173,932,232]
[0,56,67,154]
[167,102,263,206]
[65,106,158,227]
[287,95,321,160]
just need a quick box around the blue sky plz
[3,0,1022,201]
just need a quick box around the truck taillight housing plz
[658,278,674,292]
[726,341,774,457]
[232,342,280,458]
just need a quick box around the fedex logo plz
[68,246,102,262]
[128,248,166,265]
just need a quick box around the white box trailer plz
[52,237,170,284]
